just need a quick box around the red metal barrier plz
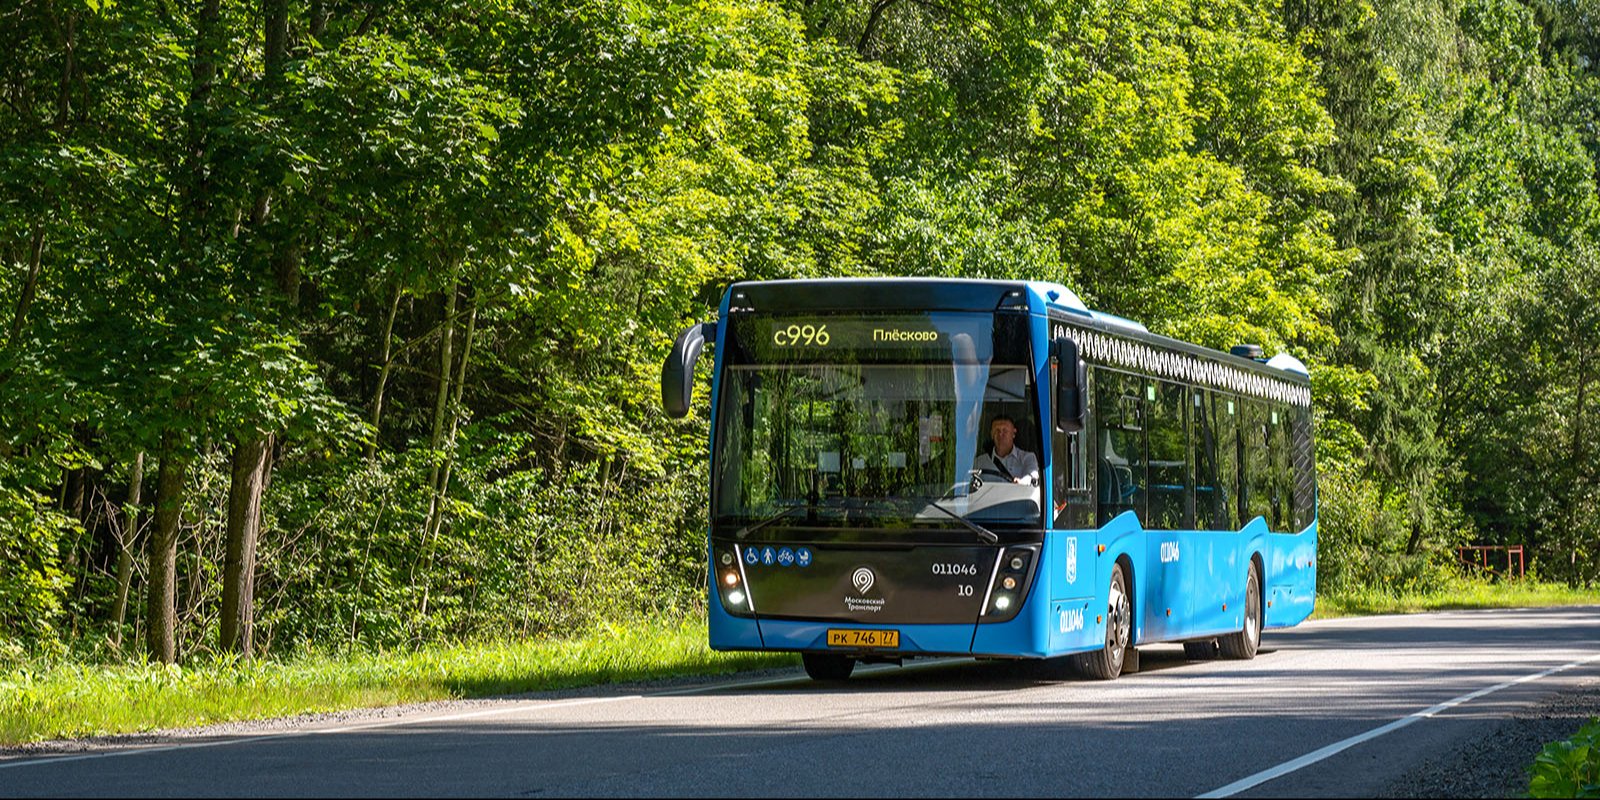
[1456,545,1525,579]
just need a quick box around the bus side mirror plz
[662,321,718,418]
[1053,337,1086,433]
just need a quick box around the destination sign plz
[753,317,948,355]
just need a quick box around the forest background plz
[0,0,1597,666]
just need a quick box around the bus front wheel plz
[802,653,856,681]
[1219,561,1262,659]
[1073,563,1130,680]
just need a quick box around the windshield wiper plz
[887,473,999,544]
[735,503,810,539]
[916,497,1000,544]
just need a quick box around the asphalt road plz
[4,606,1599,798]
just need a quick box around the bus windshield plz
[714,311,1040,534]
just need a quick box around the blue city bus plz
[661,279,1317,680]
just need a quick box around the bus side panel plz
[1090,512,1146,646]
[1042,530,1100,654]
[1144,528,1187,641]
[1046,530,1097,602]
[1265,520,1317,628]
[1182,528,1248,639]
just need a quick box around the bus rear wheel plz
[802,653,856,681]
[1073,563,1130,680]
[1219,561,1262,660]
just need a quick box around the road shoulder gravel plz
[1381,675,1600,798]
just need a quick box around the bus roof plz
[721,278,1309,390]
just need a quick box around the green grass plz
[0,618,796,746]
[1313,579,1599,618]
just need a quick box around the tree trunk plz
[427,287,478,542]
[59,466,86,582]
[423,277,460,540]
[61,466,85,519]
[263,0,288,85]
[857,0,900,56]
[8,226,46,343]
[262,0,299,306]
[147,437,187,664]
[310,0,329,39]
[182,0,223,228]
[418,276,464,622]
[1570,351,1588,472]
[366,282,403,458]
[220,433,272,657]
[111,451,144,650]
[53,11,77,129]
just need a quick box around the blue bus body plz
[675,278,1316,676]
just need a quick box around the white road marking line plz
[1195,652,1600,799]
[0,658,969,771]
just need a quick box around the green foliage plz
[0,478,69,660]
[1,0,1599,676]
[259,429,708,651]
[1529,718,1600,799]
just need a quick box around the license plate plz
[827,629,900,648]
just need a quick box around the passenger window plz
[1146,381,1189,530]
[1292,405,1317,531]
[1217,393,1241,530]
[1245,400,1274,527]
[1193,390,1232,531]
[1270,403,1292,531]
[1093,369,1146,526]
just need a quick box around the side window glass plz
[1217,393,1242,531]
[1245,399,1273,526]
[1193,390,1228,531]
[1271,402,1292,532]
[1053,364,1094,529]
[1147,381,1189,530]
[1292,405,1317,531]
[1094,369,1146,525]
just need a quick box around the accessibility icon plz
[761,547,777,566]
[796,547,813,567]
[777,547,795,567]
[743,548,759,566]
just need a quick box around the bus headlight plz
[713,544,754,616]
[981,545,1037,622]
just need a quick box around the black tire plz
[1219,560,1262,660]
[802,652,855,681]
[1183,639,1220,660]
[1072,563,1131,680]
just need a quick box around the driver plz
[974,415,1039,486]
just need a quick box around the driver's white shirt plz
[978,447,1039,485]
